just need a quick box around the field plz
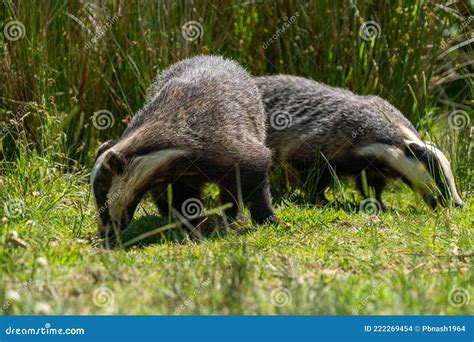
[0,0,473,315]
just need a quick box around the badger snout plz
[424,193,464,209]
[98,215,130,239]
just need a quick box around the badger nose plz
[454,201,464,208]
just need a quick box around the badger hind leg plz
[355,171,387,211]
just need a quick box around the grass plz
[0,0,473,315]
[0,124,472,315]
[1,0,472,163]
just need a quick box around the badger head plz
[91,140,188,239]
[90,140,139,239]
[404,140,464,209]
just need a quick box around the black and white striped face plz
[91,140,189,237]
[356,140,463,209]
[90,141,135,237]
[404,140,463,208]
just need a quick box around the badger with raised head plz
[91,55,278,238]
[255,75,464,210]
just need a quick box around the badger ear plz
[103,150,125,175]
[95,140,116,160]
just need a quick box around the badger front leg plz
[355,172,387,210]
[244,172,278,224]
[231,168,278,224]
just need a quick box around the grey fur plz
[256,74,463,209]
[91,55,277,238]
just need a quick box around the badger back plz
[140,55,267,145]
[255,74,419,161]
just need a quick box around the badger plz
[91,55,278,238]
[255,75,464,210]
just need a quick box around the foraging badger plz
[256,75,464,210]
[91,55,278,238]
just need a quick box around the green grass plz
[1,0,472,163]
[0,128,472,315]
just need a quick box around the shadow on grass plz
[117,214,252,249]
[278,197,406,215]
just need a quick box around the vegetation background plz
[0,0,472,314]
